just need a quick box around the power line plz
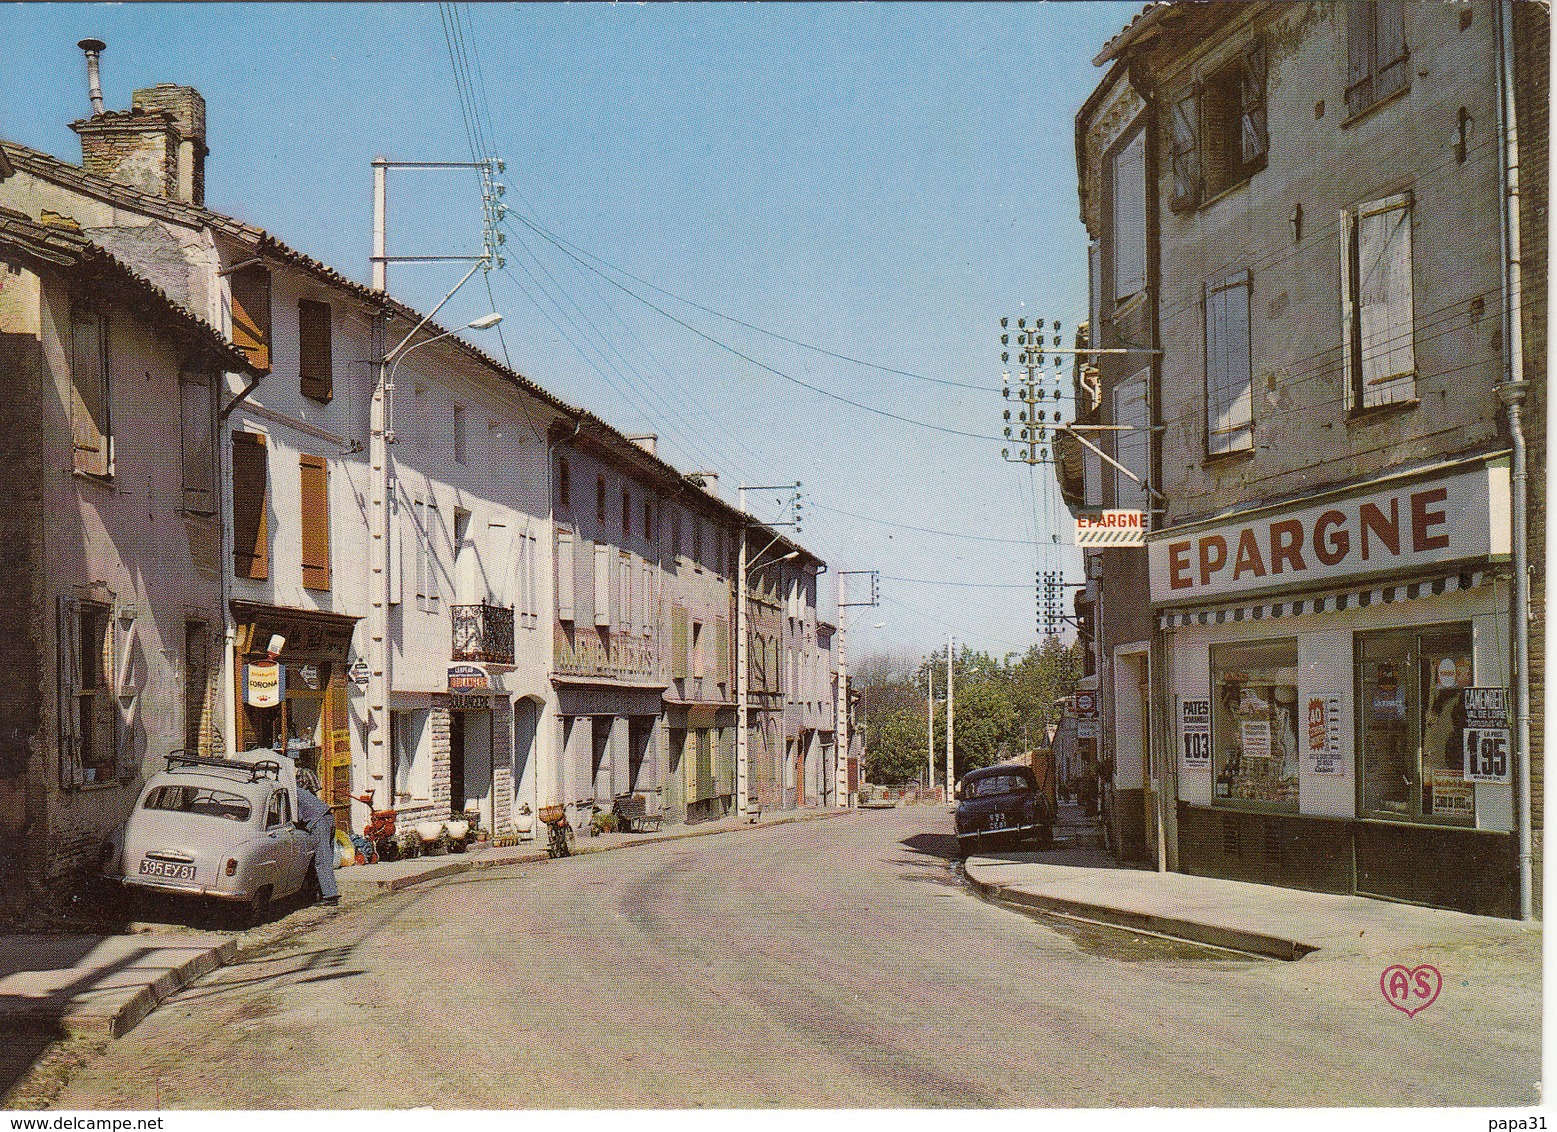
[809,500,1037,545]
[879,574,1034,589]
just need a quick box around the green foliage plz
[857,638,1086,784]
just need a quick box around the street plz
[48,807,1540,1109]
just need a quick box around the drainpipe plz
[1494,0,1533,921]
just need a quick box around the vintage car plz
[953,764,1054,857]
[108,749,317,922]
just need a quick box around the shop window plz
[1342,192,1416,410]
[390,709,429,803]
[1211,639,1299,811]
[1357,624,1474,825]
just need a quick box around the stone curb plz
[962,867,1313,961]
[0,938,238,1039]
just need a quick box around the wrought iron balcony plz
[450,603,515,665]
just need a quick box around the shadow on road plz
[0,1022,68,1101]
[899,832,960,862]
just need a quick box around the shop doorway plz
[1113,648,1151,862]
[627,716,654,795]
[450,709,494,830]
[513,699,538,821]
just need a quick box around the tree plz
[861,707,927,784]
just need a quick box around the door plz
[459,710,494,830]
[449,710,466,814]
[513,699,538,822]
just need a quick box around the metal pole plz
[372,158,387,292]
[1495,0,1533,922]
[737,487,750,817]
[945,635,954,802]
[836,571,849,808]
[927,662,935,797]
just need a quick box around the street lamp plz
[384,312,503,440]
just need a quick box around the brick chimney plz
[70,83,207,205]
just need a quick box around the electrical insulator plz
[1017,317,1026,329]
[1000,317,1008,328]
[1000,334,1008,345]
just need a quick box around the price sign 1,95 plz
[1464,727,1510,783]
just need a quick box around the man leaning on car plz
[296,769,340,906]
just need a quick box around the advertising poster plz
[1240,719,1271,760]
[1305,695,1344,775]
[1463,686,1511,783]
[1430,770,1475,818]
[1181,699,1210,769]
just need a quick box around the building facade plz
[1083,0,1546,917]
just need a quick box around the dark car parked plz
[954,764,1053,857]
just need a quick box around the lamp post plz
[366,300,501,809]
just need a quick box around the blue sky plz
[3,2,1140,663]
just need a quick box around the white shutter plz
[1356,193,1416,407]
[556,530,575,622]
[425,495,440,607]
[1112,374,1151,509]
[594,543,611,628]
[527,532,539,627]
[1205,270,1253,454]
[413,497,427,609]
[489,520,512,608]
[1112,131,1147,301]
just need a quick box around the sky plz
[2,1,1141,664]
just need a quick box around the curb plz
[0,938,238,1039]
[963,869,1314,961]
[371,806,859,894]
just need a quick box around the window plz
[1211,639,1299,811]
[297,299,332,402]
[1112,130,1146,302]
[70,305,111,477]
[390,709,428,801]
[58,597,118,788]
[300,454,330,591]
[1358,624,1475,825]
[1342,192,1416,410]
[184,621,211,755]
[144,784,251,822]
[231,431,269,579]
[594,542,611,628]
[558,457,571,508]
[1168,38,1268,211]
[692,620,705,680]
[228,265,272,373]
[1113,374,1150,509]
[556,530,575,621]
[179,371,215,512]
[622,489,631,537]
[1205,269,1253,454]
[265,789,292,829]
[596,475,607,524]
[1346,0,1408,119]
[451,404,466,465]
[414,494,440,611]
[714,618,729,693]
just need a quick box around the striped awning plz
[1158,570,1492,630]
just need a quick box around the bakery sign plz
[1148,464,1508,603]
[447,664,491,693]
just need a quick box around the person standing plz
[296,768,340,906]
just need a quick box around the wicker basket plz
[538,804,567,826]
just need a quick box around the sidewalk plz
[0,805,856,1041]
[963,851,1538,961]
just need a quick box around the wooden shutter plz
[300,454,331,591]
[180,372,214,512]
[1355,193,1416,407]
[229,266,272,373]
[556,530,575,621]
[70,307,110,477]
[1374,0,1408,103]
[1169,88,1202,211]
[1112,374,1151,509]
[1204,271,1253,454]
[1112,131,1147,301]
[231,431,269,579]
[1239,39,1267,168]
[527,532,539,626]
[1345,1,1376,116]
[424,495,441,607]
[298,299,333,402]
[56,596,83,789]
[594,543,611,627]
[714,618,729,687]
[671,605,688,678]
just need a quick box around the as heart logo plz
[1380,964,1442,1017]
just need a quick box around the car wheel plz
[241,885,273,929]
[1033,825,1054,850]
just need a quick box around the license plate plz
[988,813,1006,830]
[139,859,196,881]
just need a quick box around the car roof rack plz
[164,751,284,782]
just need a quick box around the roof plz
[961,763,1037,783]
[1093,3,1174,67]
[2,138,820,556]
[0,205,255,373]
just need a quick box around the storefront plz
[231,601,358,829]
[1149,456,1519,916]
[553,678,665,826]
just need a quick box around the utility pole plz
[837,569,880,808]
[926,662,935,798]
[366,156,504,809]
[945,634,954,801]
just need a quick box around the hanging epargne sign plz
[244,660,284,708]
[1181,699,1211,769]
[1146,464,1508,603]
[1463,686,1511,784]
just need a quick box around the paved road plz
[50,807,1539,1108]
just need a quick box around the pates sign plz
[1147,465,1508,604]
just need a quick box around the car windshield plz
[143,784,253,822]
[966,775,1030,799]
